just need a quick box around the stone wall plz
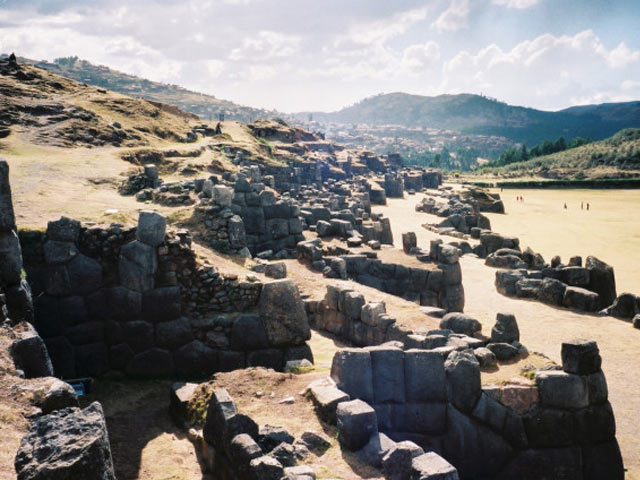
[0,160,34,325]
[320,339,623,480]
[20,213,311,379]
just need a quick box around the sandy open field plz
[486,188,640,294]
[375,193,640,479]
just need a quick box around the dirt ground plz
[375,193,640,479]
[485,188,640,294]
[80,379,212,480]
[203,366,384,480]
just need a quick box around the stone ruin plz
[19,211,312,379]
[0,161,34,326]
[308,338,623,480]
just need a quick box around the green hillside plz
[475,128,640,179]
[298,92,640,146]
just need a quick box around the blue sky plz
[1,0,639,112]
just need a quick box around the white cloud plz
[402,41,441,72]
[442,30,640,110]
[606,42,640,68]
[346,6,429,45]
[229,31,300,61]
[492,0,540,9]
[432,0,469,33]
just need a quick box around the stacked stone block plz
[322,339,623,480]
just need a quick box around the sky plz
[1,0,639,113]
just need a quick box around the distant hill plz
[475,128,640,179]
[296,93,640,146]
[17,55,274,123]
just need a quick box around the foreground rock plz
[15,402,116,480]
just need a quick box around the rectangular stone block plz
[330,348,374,403]
[536,370,588,409]
[404,349,447,402]
[368,345,405,404]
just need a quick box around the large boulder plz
[136,210,166,246]
[118,240,157,292]
[10,329,54,378]
[330,348,374,403]
[445,350,481,413]
[490,313,519,344]
[537,277,567,306]
[562,286,600,312]
[440,312,481,337]
[411,452,459,480]
[336,399,378,451]
[14,402,116,480]
[586,256,616,309]
[259,279,310,347]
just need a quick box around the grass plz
[473,128,640,180]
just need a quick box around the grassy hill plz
[473,128,640,180]
[19,55,273,123]
[297,92,640,146]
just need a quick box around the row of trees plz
[404,146,480,171]
[486,136,592,168]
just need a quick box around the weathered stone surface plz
[382,441,424,480]
[121,320,154,353]
[230,314,269,351]
[155,317,193,350]
[136,210,166,246]
[142,286,181,323]
[356,432,395,468]
[248,455,284,480]
[440,312,481,337]
[368,345,405,404]
[309,383,350,424]
[10,332,54,378]
[473,347,497,368]
[174,340,218,377]
[496,446,582,480]
[43,240,77,264]
[411,452,459,480]
[563,286,600,312]
[330,348,374,403]
[443,404,512,479]
[535,370,588,409]
[586,256,616,309]
[47,217,80,243]
[126,347,174,377]
[537,277,567,306]
[36,379,79,415]
[259,279,310,347]
[336,399,378,451]
[561,339,602,375]
[14,402,116,480]
[0,230,23,284]
[258,424,295,452]
[265,262,287,279]
[203,388,237,445]
[169,381,197,427]
[270,442,297,467]
[230,433,263,475]
[119,240,157,292]
[67,254,103,295]
[445,350,481,413]
[582,440,625,480]
[490,313,519,344]
[106,287,142,321]
[495,269,525,297]
[404,349,446,402]
[402,232,417,253]
[487,342,519,361]
[74,343,109,377]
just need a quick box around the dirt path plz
[81,380,210,480]
[374,194,640,479]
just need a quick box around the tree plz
[519,144,529,161]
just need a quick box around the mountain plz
[475,128,640,179]
[296,92,640,146]
[18,55,273,123]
